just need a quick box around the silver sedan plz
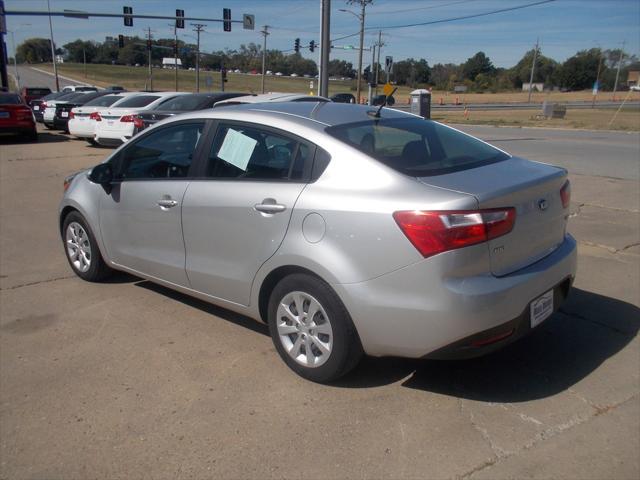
[59,102,577,382]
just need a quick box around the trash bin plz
[410,89,431,119]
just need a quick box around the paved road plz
[457,124,640,181]
[0,126,638,479]
[392,100,640,112]
[13,65,93,91]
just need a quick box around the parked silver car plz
[59,102,577,382]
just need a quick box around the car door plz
[182,121,315,306]
[99,120,209,286]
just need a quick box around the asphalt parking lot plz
[1,124,638,479]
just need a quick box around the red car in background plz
[20,86,52,105]
[0,93,38,142]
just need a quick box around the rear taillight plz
[393,208,516,258]
[120,115,134,123]
[560,180,571,209]
[68,110,75,119]
[133,115,144,129]
[16,108,33,120]
[41,102,47,108]
[89,112,101,121]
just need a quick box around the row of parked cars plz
[28,86,362,146]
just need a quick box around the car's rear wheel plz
[267,273,362,383]
[62,211,112,282]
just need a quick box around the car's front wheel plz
[62,211,113,282]
[268,273,363,383]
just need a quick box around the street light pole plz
[612,40,626,100]
[319,0,330,98]
[191,23,206,93]
[356,2,365,104]
[46,0,60,91]
[8,31,19,91]
[527,37,539,104]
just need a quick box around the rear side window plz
[326,118,509,176]
[115,95,160,108]
[206,123,312,180]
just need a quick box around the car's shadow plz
[335,288,639,402]
[130,281,638,402]
[0,131,70,144]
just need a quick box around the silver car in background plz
[59,102,576,382]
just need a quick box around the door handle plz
[157,199,178,208]
[254,202,286,214]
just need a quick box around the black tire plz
[87,139,98,146]
[62,211,113,282]
[28,130,38,142]
[267,273,363,383]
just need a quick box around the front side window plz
[206,124,310,180]
[326,118,509,176]
[83,95,123,108]
[118,122,205,180]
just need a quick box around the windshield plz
[154,95,206,111]
[115,95,161,108]
[83,95,123,107]
[326,117,509,177]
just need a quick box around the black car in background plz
[135,92,245,131]
[30,91,66,122]
[49,91,111,132]
[330,93,356,104]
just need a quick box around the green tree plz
[558,49,601,90]
[509,48,559,88]
[62,39,99,64]
[16,38,53,63]
[462,51,495,81]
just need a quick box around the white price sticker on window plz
[217,128,257,172]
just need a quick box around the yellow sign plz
[383,82,394,96]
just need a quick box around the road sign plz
[243,14,255,30]
[592,80,599,96]
[385,56,393,74]
[310,81,314,90]
[383,82,394,96]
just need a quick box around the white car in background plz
[42,92,93,128]
[94,92,189,146]
[213,92,331,107]
[68,92,141,145]
[61,85,99,93]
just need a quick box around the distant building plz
[627,71,639,87]
[453,85,467,93]
[162,58,183,69]
[55,55,64,64]
[522,82,544,92]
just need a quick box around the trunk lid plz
[419,157,568,276]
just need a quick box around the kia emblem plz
[538,199,548,211]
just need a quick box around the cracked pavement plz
[1,125,639,479]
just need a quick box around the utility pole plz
[356,1,366,104]
[83,47,86,78]
[319,0,330,98]
[192,23,206,92]
[46,0,59,91]
[260,25,269,94]
[527,37,539,103]
[612,40,625,100]
[592,47,603,108]
[170,23,178,91]
[146,27,153,91]
[374,30,383,95]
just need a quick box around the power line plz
[366,0,477,16]
[366,0,556,31]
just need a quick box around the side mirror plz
[89,163,113,185]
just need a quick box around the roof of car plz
[164,101,414,135]
[214,92,331,106]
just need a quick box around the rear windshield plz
[115,95,161,108]
[326,117,509,176]
[0,94,23,105]
[154,95,206,111]
[83,95,124,107]
[75,87,98,92]
[26,88,51,95]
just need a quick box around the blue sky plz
[4,0,640,67]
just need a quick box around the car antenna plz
[368,87,397,118]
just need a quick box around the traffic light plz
[223,8,231,32]
[123,6,133,27]
[309,40,315,53]
[294,38,300,53]
[118,34,124,48]
[173,42,178,55]
[176,9,184,29]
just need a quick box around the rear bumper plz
[335,234,578,358]
[95,125,134,146]
[68,119,96,138]
[0,124,36,136]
